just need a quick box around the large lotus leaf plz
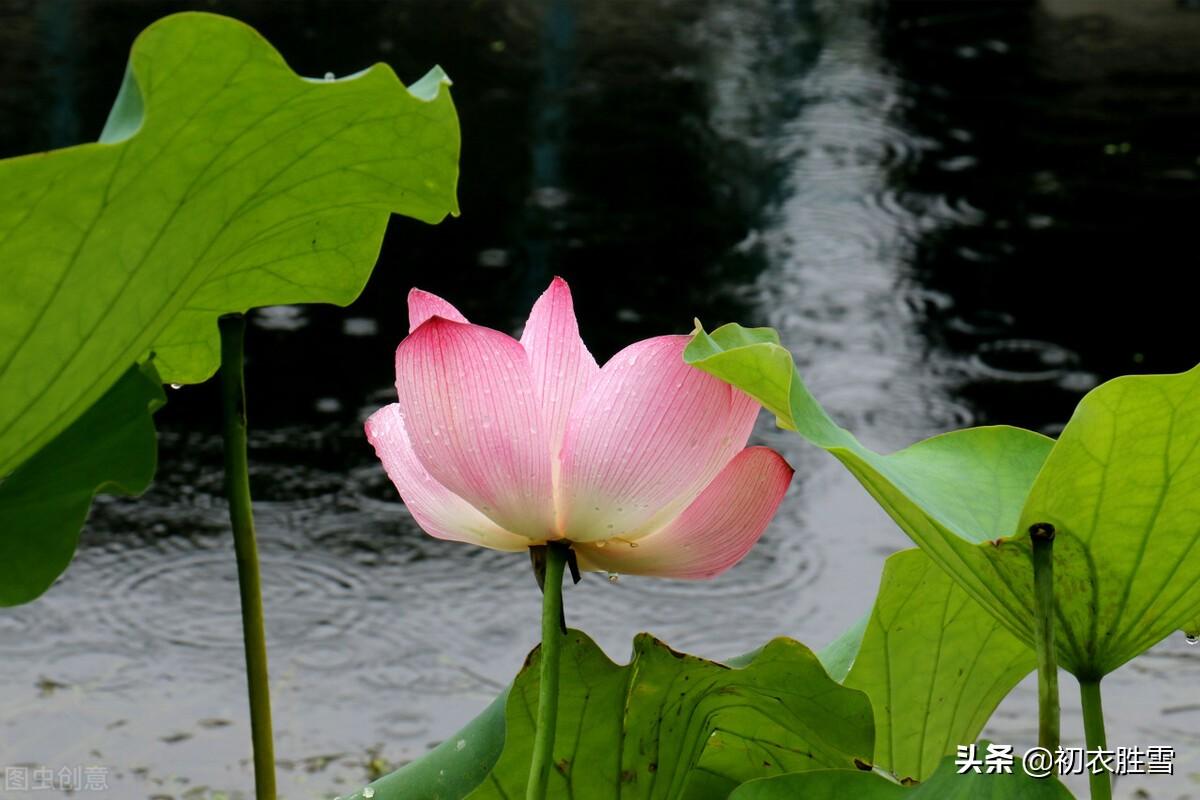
[687,324,1200,678]
[0,362,163,605]
[839,549,1035,783]
[347,630,873,800]
[728,750,1075,800]
[0,12,459,604]
[1014,365,1200,677]
[358,550,1034,798]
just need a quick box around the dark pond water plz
[2,0,1200,797]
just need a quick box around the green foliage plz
[0,12,460,604]
[356,690,509,800]
[360,548,1039,797]
[442,630,874,800]
[0,363,162,605]
[1016,366,1200,676]
[728,750,1075,800]
[839,549,1035,782]
[686,323,1200,678]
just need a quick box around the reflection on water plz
[2,1,1199,797]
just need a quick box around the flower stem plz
[219,314,277,800]
[1030,523,1060,751]
[526,542,568,800]
[1080,678,1111,800]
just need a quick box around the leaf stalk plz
[1080,678,1112,800]
[1030,522,1060,752]
[219,313,277,800]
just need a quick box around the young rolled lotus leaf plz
[727,748,1076,800]
[0,11,460,605]
[354,630,874,800]
[827,548,1035,784]
[686,323,1200,680]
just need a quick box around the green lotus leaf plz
[816,614,869,683]
[1015,365,1200,677]
[356,629,874,800]
[687,323,1200,678]
[359,549,1035,798]
[839,549,1035,782]
[0,11,460,604]
[356,689,508,800]
[728,749,1075,800]
[0,362,163,605]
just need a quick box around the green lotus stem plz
[1030,522,1059,751]
[219,314,277,800]
[1080,678,1111,800]
[527,542,568,800]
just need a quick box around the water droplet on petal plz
[363,788,376,799]
[628,541,639,549]
[595,541,607,549]
[324,71,335,81]
[607,572,620,583]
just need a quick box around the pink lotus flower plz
[365,277,793,579]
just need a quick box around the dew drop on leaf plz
[363,788,375,799]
